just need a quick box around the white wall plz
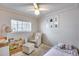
[39,5,79,48]
[0,6,38,40]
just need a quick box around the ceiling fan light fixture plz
[35,9,40,15]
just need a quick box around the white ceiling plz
[0,3,77,18]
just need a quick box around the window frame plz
[11,19,32,32]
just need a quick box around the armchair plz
[28,32,42,48]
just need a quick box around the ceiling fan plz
[33,3,49,16]
[33,3,40,15]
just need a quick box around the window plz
[11,20,18,32]
[11,19,32,32]
[18,21,23,32]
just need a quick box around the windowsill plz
[8,31,31,34]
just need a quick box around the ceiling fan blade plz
[25,8,49,11]
[39,8,49,11]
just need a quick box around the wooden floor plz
[11,44,51,56]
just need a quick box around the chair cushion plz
[23,43,35,54]
[23,43,34,47]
